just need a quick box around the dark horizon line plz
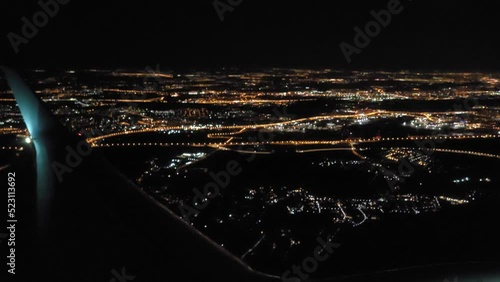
[6,64,500,74]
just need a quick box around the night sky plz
[1,0,498,70]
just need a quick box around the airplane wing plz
[2,67,499,282]
[1,67,279,282]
